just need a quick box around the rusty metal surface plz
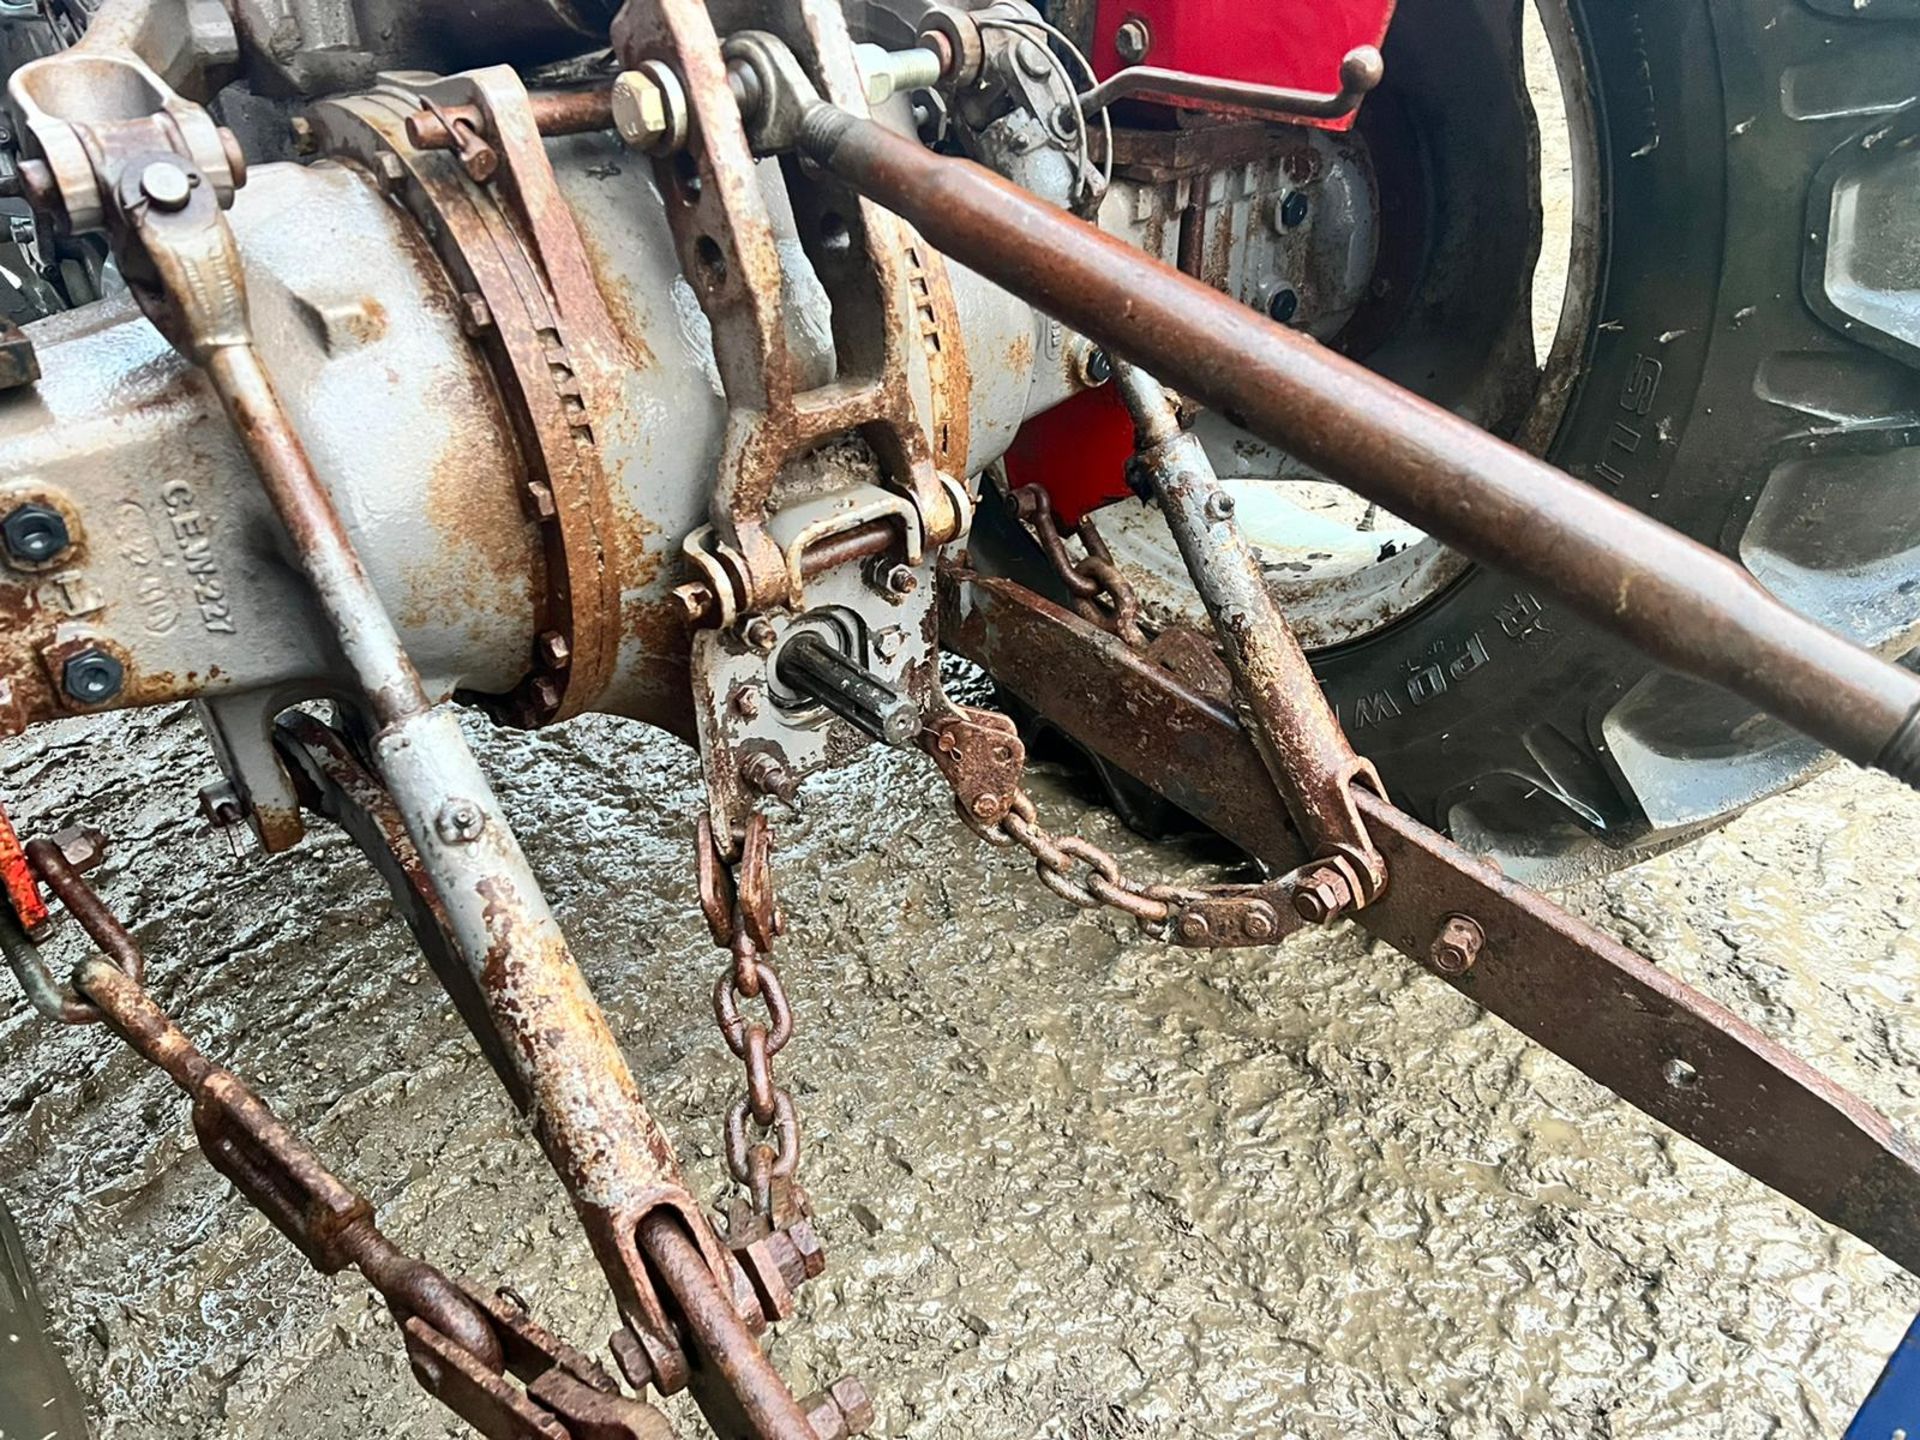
[946,570,1920,1275]
[70,942,674,1440]
[1112,360,1386,906]
[609,0,961,621]
[273,711,530,1111]
[312,70,627,727]
[0,317,38,391]
[802,110,1920,790]
[638,1213,819,1439]
[405,85,618,153]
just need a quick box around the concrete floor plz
[1,704,1917,1439]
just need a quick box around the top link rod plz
[789,106,1920,792]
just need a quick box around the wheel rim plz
[1098,0,1607,653]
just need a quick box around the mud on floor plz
[1,705,1916,1439]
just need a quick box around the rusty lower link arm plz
[29,866,672,1439]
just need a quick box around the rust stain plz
[576,224,658,374]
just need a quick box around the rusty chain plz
[958,788,1198,935]
[1010,484,1148,649]
[6,836,670,1440]
[697,811,804,1222]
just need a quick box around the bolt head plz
[49,824,106,872]
[1016,38,1052,79]
[745,618,779,653]
[61,649,123,706]
[536,629,571,669]
[139,160,193,211]
[2,502,69,564]
[1114,18,1152,65]
[1203,491,1236,523]
[1245,909,1276,941]
[612,70,671,152]
[1278,190,1311,230]
[1178,911,1209,941]
[1428,914,1484,975]
[1267,287,1300,324]
[732,686,762,720]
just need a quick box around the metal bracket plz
[609,4,967,620]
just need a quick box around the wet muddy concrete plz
[1,704,1916,1439]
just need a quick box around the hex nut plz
[2,502,70,565]
[1290,866,1353,925]
[61,649,123,706]
[1114,18,1152,65]
[1428,914,1485,975]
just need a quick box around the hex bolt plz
[1114,18,1152,65]
[1277,190,1311,230]
[612,68,678,153]
[1268,287,1300,324]
[1076,344,1113,388]
[1203,490,1236,523]
[2,502,70,565]
[1428,914,1485,975]
[61,649,123,706]
[872,628,907,663]
[1291,866,1353,925]
[139,160,194,212]
[434,800,485,845]
[741,750,801,808]
[536,629,571,670]
[731,685,762,720]
[865,557,919,599]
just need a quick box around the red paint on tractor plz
[1004,385,1138,529]
[1090,0,1398,132]
[1007,0,1398,522]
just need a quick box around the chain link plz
[958,787,1201,935]
[698,812,802,1219]
[1011,484,1148,649]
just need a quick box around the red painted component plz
[1002,385,1137,528]
[0,796,49,938]
[1089,0,1397,132]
